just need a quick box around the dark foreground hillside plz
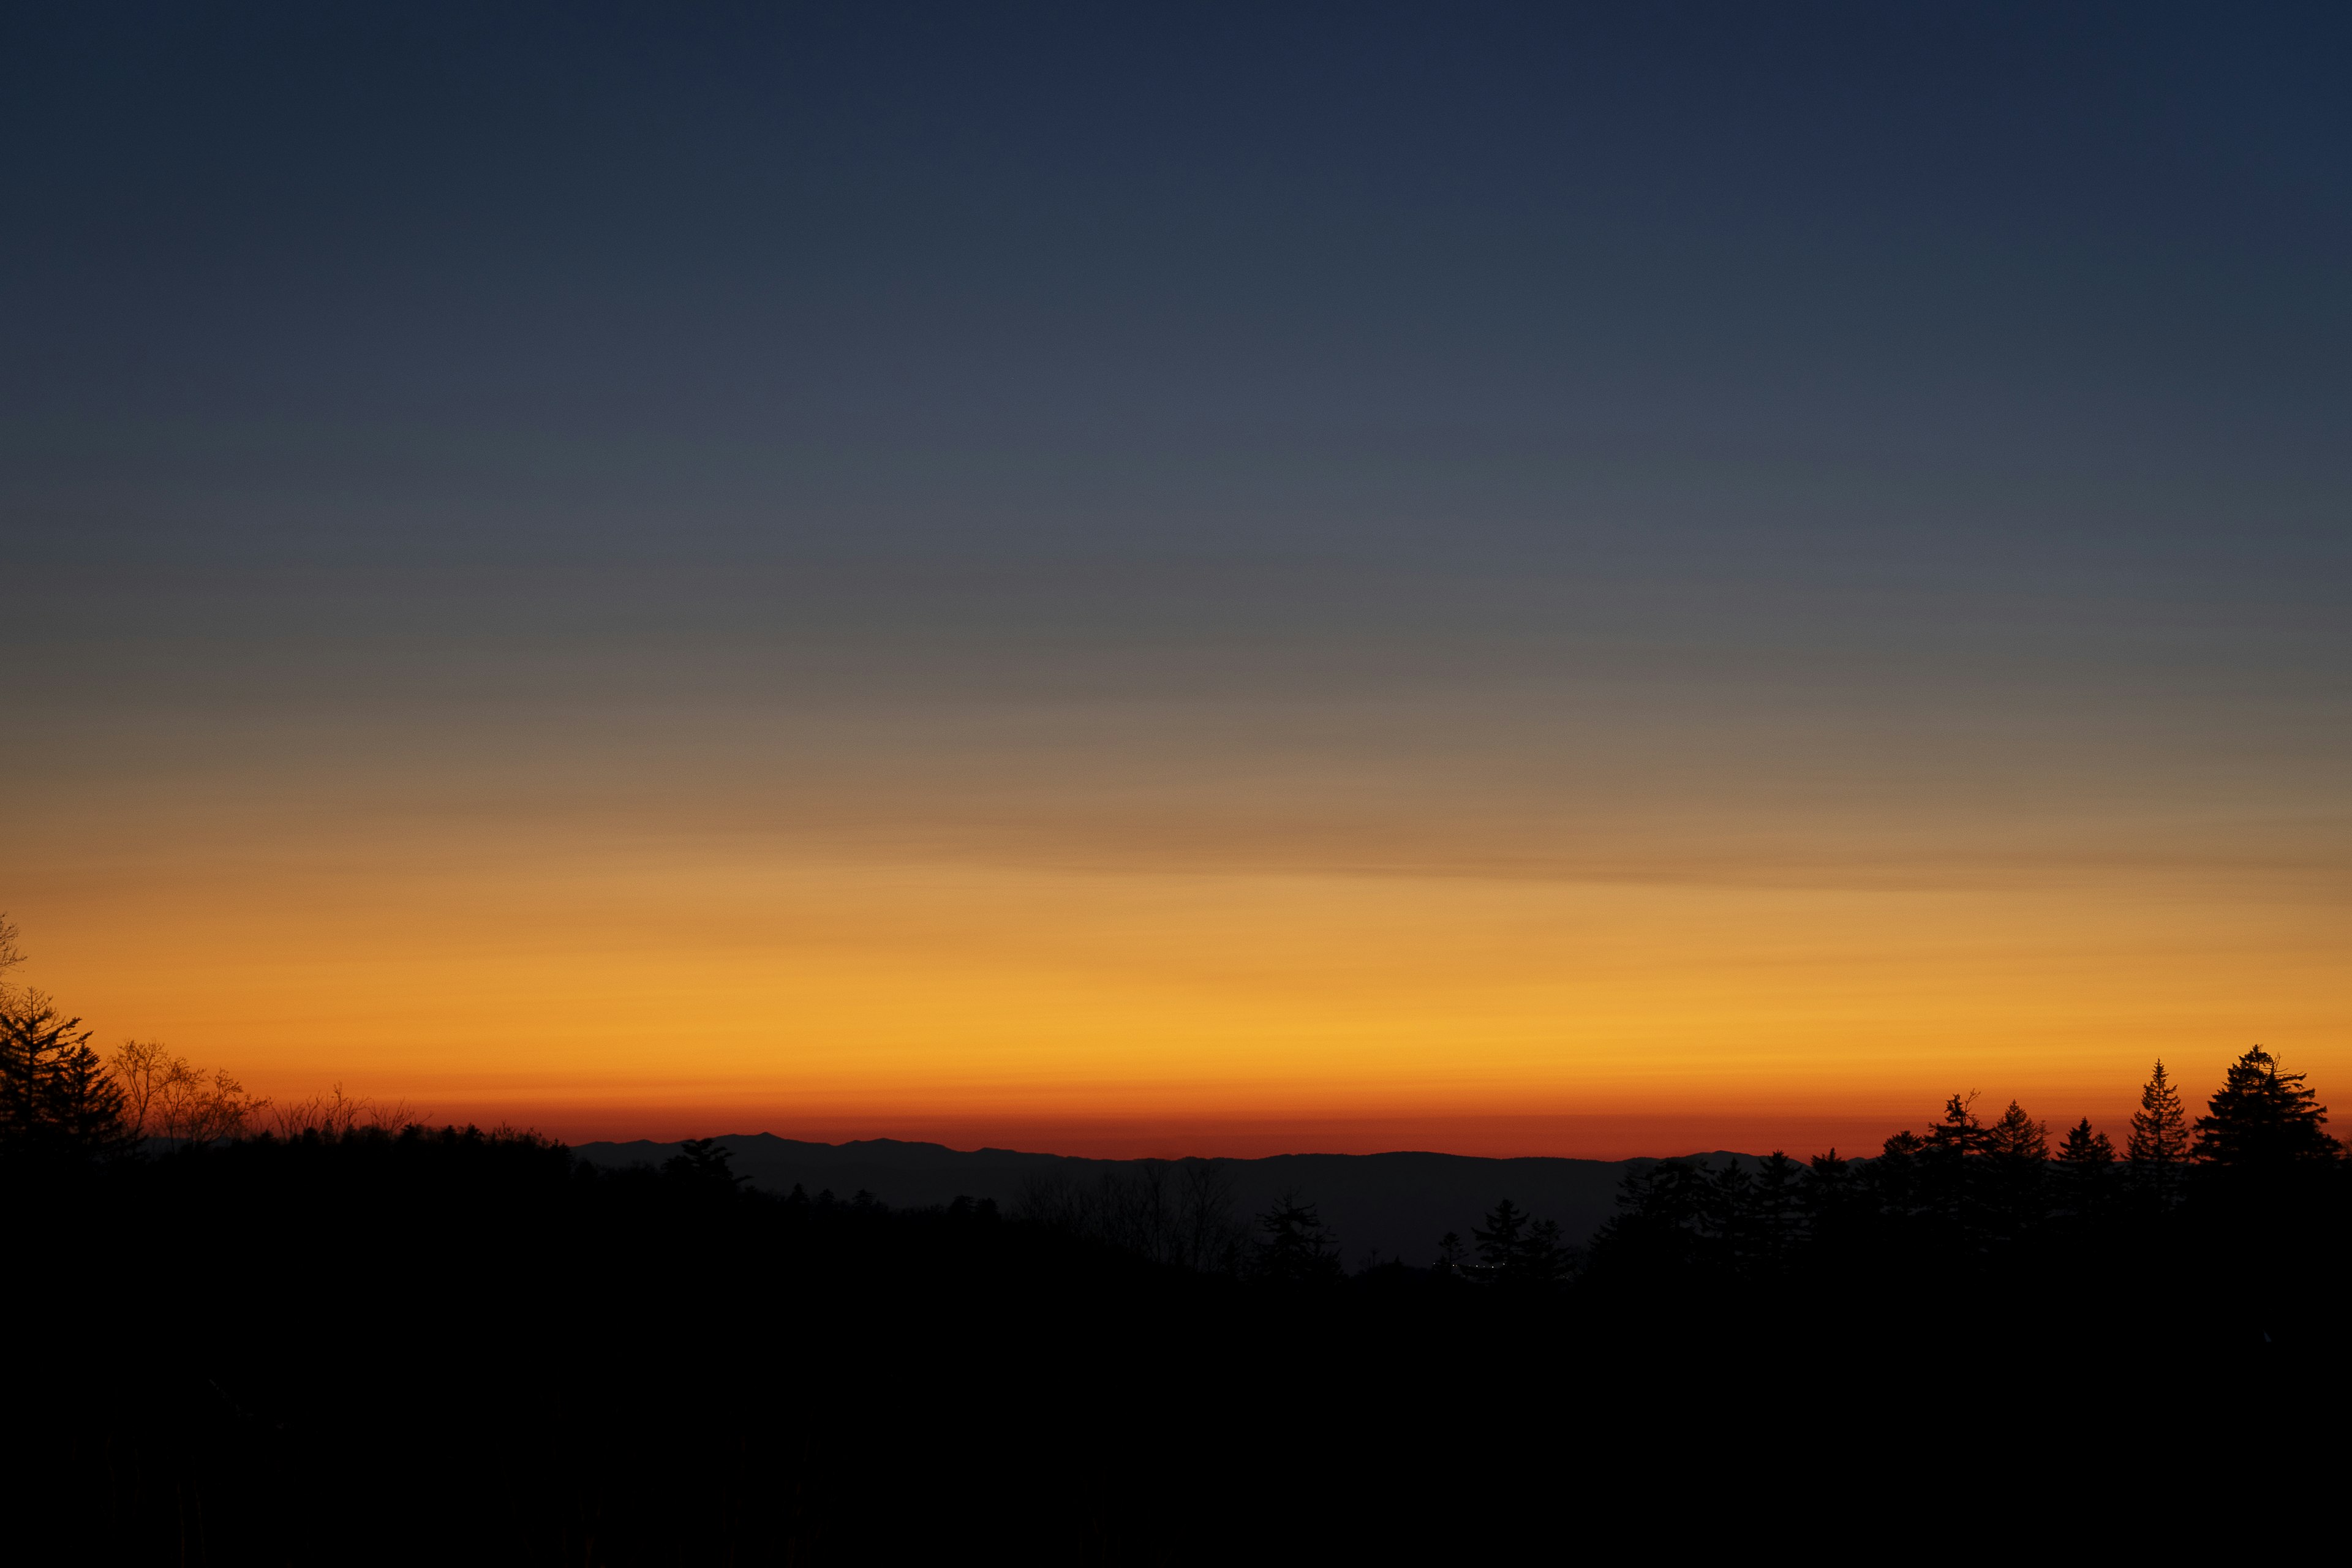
[8,1116,2346,1564]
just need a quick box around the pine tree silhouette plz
[2193,1046,2337,1169]
[2127,1060,2192,1167]
[1748,1152,1807,1270]
[2056,1118,2114,1165]
[1988,1101,2048,1161]
[0,990,127,1159]
[1926,1092,1989,1158]
[1253,1193,1343,1284]
[1521,1218,1570,1284]
[663,1137,748,1192]
[1472,1198,1528,1276]
[2054,1117,2115,1216]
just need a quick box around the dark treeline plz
[1004,1047,2351,1326]
[4,922,2343,1561]
[1581,1052,2350,1345]
[2,944,1493,1562]
[10,1115,1311,1561]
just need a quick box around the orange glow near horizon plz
[15,786,2347,1159]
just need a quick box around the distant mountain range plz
[570,1134,1766,1265]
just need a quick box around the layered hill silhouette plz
[571,1134,1763,1264]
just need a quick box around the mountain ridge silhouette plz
[571,1133,1773,1264]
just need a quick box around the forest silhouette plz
[4,914,2344,1561]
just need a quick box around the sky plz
[5,1,2350,1158]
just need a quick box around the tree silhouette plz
[1460,1199,1572,1284]
[0,911,22,995]
[1981,1100,2052,1230]
[1926,1092,1990,1158]
[2193,1046,2336,1170]
[1472,1198,1528,1274]
[1175,1159,1246,1273]
[664,1137,748,1191]
[0,990,127,1159]
[1011,1159,1247,1272]
[271,1082,413,1140]
[1521,1218,1570,1283]
[2056,1118,2114,1166]
[1900,1094,1996,1238]
[2054,1117,2114,1216]
[1589,1159,1731,1281]
[1748,1152,1808,1270]
[1253,1193,1342,1284]
[111,1040,270,1144]
[111,1038,167,1139]
[2126,1060,2192,1167]
[1987,1101,2047,1161]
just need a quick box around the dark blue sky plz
[9,1,2350,569]
[5,1,2348,854]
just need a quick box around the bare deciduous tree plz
[271,1083,416,1140]
[110,1040,271,1144]
[0,911,23,1014]
[1014,1167,1088,1231]
[1014,1158,1248,1273]
[112,1039,170,1137]
[1175,1159,1247,1273]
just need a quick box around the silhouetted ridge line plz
[570,1136,1769,1262]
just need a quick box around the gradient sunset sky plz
[6,3,2349,1157]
